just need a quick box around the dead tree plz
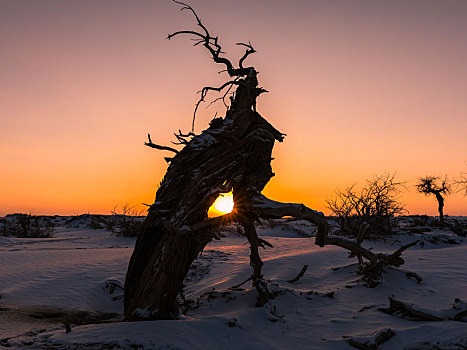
[124,1,416,320]
[454,172,467,196]
[416,176,451,224]
[124,1,328,320]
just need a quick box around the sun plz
[208,192,234,217]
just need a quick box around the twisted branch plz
[236,42,256,69]
[192,80,242,131]
[172,129,196,145]
[168,1,255,77]
[167,1,258,131]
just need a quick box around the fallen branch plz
[325,236,417,268]
[229,276,252,290]
[379,297,467,322]
[249,194,417,284]
[348,328,395,350]
[286,265,308,283]
[324,235,418,284]
[405,271,423,284]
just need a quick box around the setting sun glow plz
[208,192,234,217]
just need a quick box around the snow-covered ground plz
[0,216,466,349]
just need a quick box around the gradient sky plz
[1,0,466,216]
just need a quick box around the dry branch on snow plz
[379,297,467,322]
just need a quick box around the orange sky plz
[1,0,466,216]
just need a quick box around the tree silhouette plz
[124,1,328,320]
[416,176,451,224]
[124,1,417,321]
[327,172,406,236]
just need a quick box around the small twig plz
[258,238,273,248]
[287,265,308,283]
[205,77,240,110]
[389,240,418,260]
[230,276,252,289]
[193,80,241,131]
[172,129,195,145]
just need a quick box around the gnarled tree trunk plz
[124,70,287,319]
[123,1,329,320]
[435,192,445,224]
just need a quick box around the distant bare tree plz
[454,171,467,196]
[327,172,406,236]
[416,176,452,224]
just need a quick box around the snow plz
[1,216,466,349]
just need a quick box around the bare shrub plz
[448,219,467,237]
[407,215,437,228]
[106,204,145,237]
[0,214,55,238]
[327,173,406,237]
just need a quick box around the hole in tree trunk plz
[208,191,235,217]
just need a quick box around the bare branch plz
[172,0,209,37]
[167,30,205,41]
[324,235,418,271]
[380,297,444,321]
[249,193,329,246]
[168,1,237,76]
[230,276,252,289]
[166,1,261,131]
[205,77,240,110]
[391,240,418,259]
[286,265,308,283]
[454,172,467,196]
[192,80,242,131]
[145,134,178,153]
[258,238,273,248]
[172,129,196,145]
[236,42,256,69]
